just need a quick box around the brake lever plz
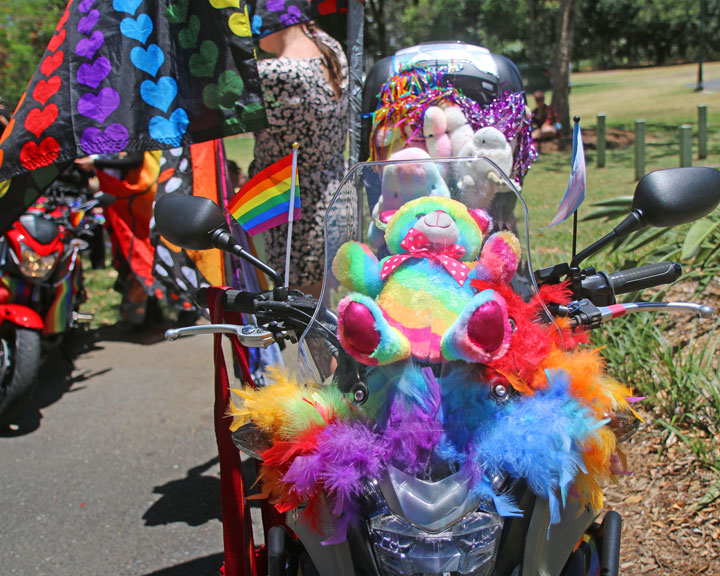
[564,299,714,328]
[165,324,276,348]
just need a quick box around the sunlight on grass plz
[570,62,720,128]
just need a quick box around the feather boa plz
[229,355,632,543]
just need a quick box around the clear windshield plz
[299,156,558,386]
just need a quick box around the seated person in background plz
[531,90,559,141]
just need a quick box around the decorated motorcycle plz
[155,156,720,576]
[0,185,110,427]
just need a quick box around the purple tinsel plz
[370,66,538,184]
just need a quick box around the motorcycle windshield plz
[300,156,561,389]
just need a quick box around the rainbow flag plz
[227,153,301,236]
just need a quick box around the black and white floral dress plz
[250,30,348,287]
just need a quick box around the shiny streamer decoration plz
[369,66,537,185]
[0,0,268,234]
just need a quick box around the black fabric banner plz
[0,0,267,233]
[246,0,354,37]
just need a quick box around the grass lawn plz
[523,61,720,268]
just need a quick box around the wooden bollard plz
[634,120,645,180]
[680,125,692,167]
[698,105,708,159]
[597,114,606,168]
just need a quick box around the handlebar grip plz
[608,261,682,295]
[195,287,262,313]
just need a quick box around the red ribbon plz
[207,287,258,576]
[380,227,471,286]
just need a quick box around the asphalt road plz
[1,321,228,575]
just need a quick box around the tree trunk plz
[528,0,538,63]
[550,0,577,140]
[366,0,388,57]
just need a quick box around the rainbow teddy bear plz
[332,194,521,366]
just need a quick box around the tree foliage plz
[0,0,66,108]
[364,0,719,69]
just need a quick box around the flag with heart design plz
[246,0,358,37]
[0,0,267,234]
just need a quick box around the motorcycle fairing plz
[0,303,44,330]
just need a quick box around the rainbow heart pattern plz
[0,0,271,229]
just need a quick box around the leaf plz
[693,479,720,512]
[625,227,672,252]
[590,195,634,208]
[681,218,720,260]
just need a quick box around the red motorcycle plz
[0,188,109,427]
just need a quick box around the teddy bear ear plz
[380,209,398,223]
[478,232,522,285]
[467,208,492,235]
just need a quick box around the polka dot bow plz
[380,228,470,286]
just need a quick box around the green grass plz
[569,62,720,128]
[81,255,121,329]
[224,134,255,174]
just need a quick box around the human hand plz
[75,156,95,172]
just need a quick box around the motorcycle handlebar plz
[195,287,262,313]
[607,261,682,295]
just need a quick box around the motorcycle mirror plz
[154,195,228,250]
[633,167,720,227]
[571,167,720,268]
[93,192,116,207]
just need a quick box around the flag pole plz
[571,116,580,259]
[284,143,299,287]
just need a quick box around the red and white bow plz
[380,228,471,286]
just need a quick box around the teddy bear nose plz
[423,210,452,229]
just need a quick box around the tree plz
[0,1,66,108]
[550,0,577,140]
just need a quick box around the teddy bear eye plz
[508,318,517,332]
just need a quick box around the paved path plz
[1,322,227,575]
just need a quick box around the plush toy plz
[423,105,452,159]
[367,147,451,249]
[333,195,521,365]
[456,126,516,209]
[374,122,427,160]
[423,104,474,161]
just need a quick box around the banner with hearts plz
[0,0,268,234]
[246,0,357,37]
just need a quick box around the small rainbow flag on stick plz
[227,147,301,237]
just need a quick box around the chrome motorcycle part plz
[379,466,485,533]
[164,324,275,348]
[231,422,272,460]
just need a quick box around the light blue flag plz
[546,119,586,228]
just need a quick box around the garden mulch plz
[604,415,720,575]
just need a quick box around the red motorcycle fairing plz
[0,304,44,330]
[6,216,66,258]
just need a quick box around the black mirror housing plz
[154,195,228,250]
[633,167,720,228]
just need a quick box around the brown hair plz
[304,21,342,99]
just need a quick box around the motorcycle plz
[155,158,720,576]
[0,187,111,426]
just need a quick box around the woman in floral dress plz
[250,22,348,295]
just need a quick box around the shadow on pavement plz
[0,328,105,436]
[0,317,176,437]
[143,457,222,527]
[143,553,224,576]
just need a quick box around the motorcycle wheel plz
[0,326,41,428]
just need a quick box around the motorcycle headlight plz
[368,510,503,576]
[19,243,58,279]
